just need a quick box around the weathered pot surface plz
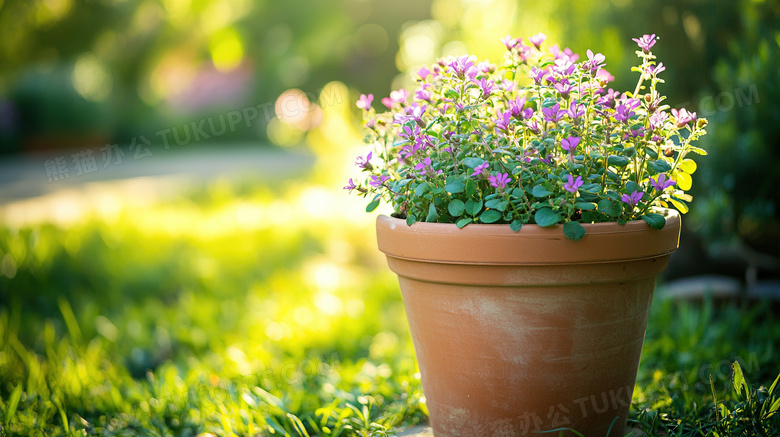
[376,211,681,437]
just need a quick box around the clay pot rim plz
[376,209,681,265]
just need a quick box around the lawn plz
[0,176,778,436]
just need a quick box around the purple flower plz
[414,157,435,176]
[399,125,420,141]
[415,88,433,102]
[584,49,606,73]
[525,119,541,133]
[564,174,583,193]
[554,79,573,99]
[550,44,579,63]
[597,89,619,108]
[529,33,546,49]
[474,78,496,99]
[489,172,511,190]
[649,111,668,130]
[356,94,373,110]
[355,151,372,169]
[501,79,516,92]
[650,174,676,192]
[382,89,408,108]
[627,127,644,139]
[508,96,527,118]
[542,103,565,123]
[369,174,390,188]
[568,101,586,120]
[530,67,548,85]
[395,103,427,125]
[632,34,658,52]
[595,68,615,83]
[561,136,581,154]
[501,35,518,50]
[621,190,645,207]
[477,60,495,74]
[471,161,490,177]
[646,62,665,76]
[671,108,697,128]
[614,104,635,123]
[343,178,357,192]
[448,55,476,78]
[552,58,577,77]
[495,110,513,132]
[418,67,432,81]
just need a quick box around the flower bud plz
[664,147,675,157]
[644,94,652,103]
[697,118,708,129]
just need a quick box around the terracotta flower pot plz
[376,211,681,437]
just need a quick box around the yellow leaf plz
[670,198,689,214]
[673,170,692,191]
[679,159,698,174]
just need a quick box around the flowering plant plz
[346,33,707,240]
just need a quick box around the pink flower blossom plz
[356,94,373,110]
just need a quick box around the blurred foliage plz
[0,177,779,436]
[0,0,432,150]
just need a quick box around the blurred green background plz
[1,0,779,435]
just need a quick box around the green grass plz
[0,178,778,436]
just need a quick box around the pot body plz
[376,212,681,437]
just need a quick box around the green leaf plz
[625,181,641,194]
[448,199,465,217]
[366,199,380,213]
[532,185,553,198]
[768,372,780,398]
[463,157,486,169]
[456,218,472,228]
[479,209,502,223]
[414,182,429,196]
[534,208,561,227]
[485,199,508,212]
[510,220,523,232]
[406,214,417,226]
[4,384,22,425]
[465,178,477,196]
[733,361,749,401]
[641,213,666,230]
[287,413,311,437]
[579,183,601,193]
[597,199,621,217]
[426,203,439,222]
[648,159,672,174]
[444,89,459,100]
[608,155,630,167]
[465,199,483,216]
[574,202,596,211]
[646,148,658,159]
[445,176,465,194]
[563,221,586,241]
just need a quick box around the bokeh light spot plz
[209,27,244,72]
[72,53,112,101]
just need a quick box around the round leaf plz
[534,208,561,227]
[448,199,466,217]
[563,221,586,241]
[641,213,666,230]
[479,209,502,223]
